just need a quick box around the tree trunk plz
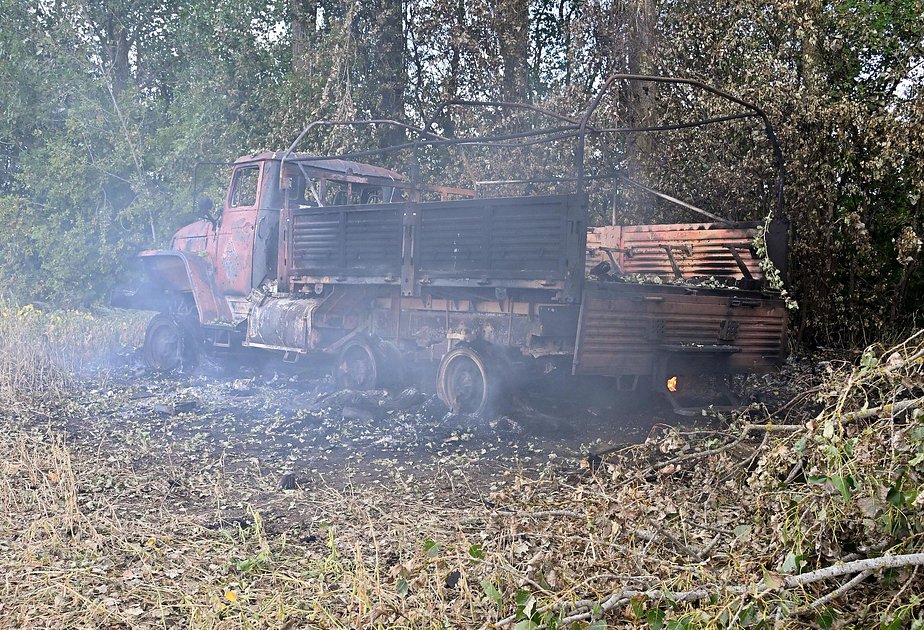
[376,0,405,115]
[291,0,318,76]
[343,0,406,146]
[105,14,133,96]
[495,0,530,102]
[623,0,657,219]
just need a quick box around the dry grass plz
[0,304,147,406]
[0,424,504,628]
[0,310,922,628]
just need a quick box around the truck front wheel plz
[335,338,382,390]
[143,314,195,372]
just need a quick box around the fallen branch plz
[554,587,728,626]
[493,587,724,628]
[795,569,871,615]
[783,553,924,588]
[882,331,924,374]
[494,553,924,628]
[630,422,803,482]
[636,528,699,560]
[886,565,919,610]
[494,509,706,561]
[885,348,924,373]
[771,385,823,417]
[840,398,922,423]
[493,509,585,519]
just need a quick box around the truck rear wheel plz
[437,346,507,416]
[335,338,382,390]
[334,337,407,390]
[143,314,195,372]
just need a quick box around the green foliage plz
[481,579,503,605]
[649,0,924,344]
[0,0,288,306]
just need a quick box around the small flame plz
[666,376,678,393]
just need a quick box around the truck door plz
[214,163,261,296]
[252,203,279,288]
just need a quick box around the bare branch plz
[494,554,924,628]
[796,570,872,614]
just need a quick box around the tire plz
[143,313,197,372]
[335,337,383,390]
[437,345,508,416]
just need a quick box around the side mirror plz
[197,196,216,224]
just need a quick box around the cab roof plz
[234,152,406,181]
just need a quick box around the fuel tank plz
[243,297,324,353]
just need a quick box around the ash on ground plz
[28,353,799,535]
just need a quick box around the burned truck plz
[113,75,790,414]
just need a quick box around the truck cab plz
[172,155,411,299]
[111,155,418,369]
[115,155,411,314]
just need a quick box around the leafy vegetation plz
[0,303,146,405]
[2,5,921,626]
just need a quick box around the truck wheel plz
[335,338,382,390]
[437,346,506,415]
[143,314,195,372]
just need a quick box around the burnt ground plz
[8,343,808,559]
[21,351,734,536]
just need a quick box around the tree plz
[495,0,530,101]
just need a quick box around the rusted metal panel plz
[344,207,404,270]
[587,222,764,282]
[286,194,586,298]
[412,194,585,297]
[572,281,787,377]
[138,251,233,326]
[213,207,258,296]
[370,303,536,354]
[212,163,265,296]
[225,296,255,326]
[172,219,213,254]
[289,204,404,280]
[416,198,565,277]
[535,304,580,337]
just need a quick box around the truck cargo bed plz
[284,194,587,300]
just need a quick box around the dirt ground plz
[25,355,695,534]
[4,309,922,628]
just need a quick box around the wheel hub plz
[445,356,486,414]
[337,343,378,390]
[143,314,188,372]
